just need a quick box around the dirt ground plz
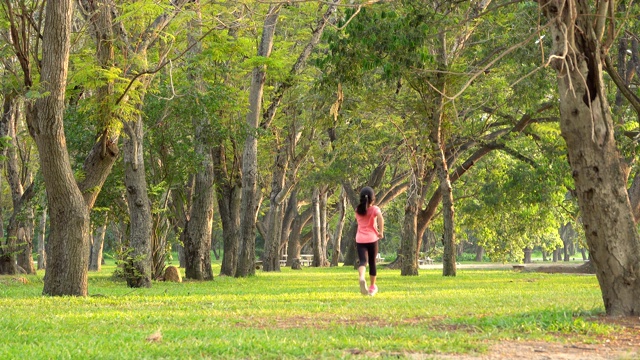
[431,338,639,360]
[433,317,640,360]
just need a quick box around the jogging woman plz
[355,186,384,296]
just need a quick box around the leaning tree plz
[540,0,640,315]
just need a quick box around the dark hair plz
[356,187,375,215]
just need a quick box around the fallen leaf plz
[146,329,162,342]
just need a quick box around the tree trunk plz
[330,188,347,266]
[342,220,358,268]
[262,138,290,272]
[475,245,484,262]
[559,222,577,262]
[279,190,299,264]
[542,0,640,315]
[311,187,328,267]
[432,33,456,277]
[151,194,172,279]
[287,206,312,266]
[33,0,91,296]
[320,190,329,265]
[5,99,35,275]
[217,184,241,276]
[122,117,152,288]
[401,173,421,276]
[214,143,242,277]
[523,248,533,264]
[183,2,214,281]
[211,231,220,260]
[183,162,215,280]
[259,0,335,269]
[168,179,190,269]
[437,149,456,276]
[37,207,47,270]
[76,0,120,210]
[580,248,588,261]
[0,95,17,275]
[237,4,281,277]
[17,223,35,275]
[89,217,107,271]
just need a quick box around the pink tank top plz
[355,206,381,244]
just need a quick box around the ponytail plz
[356,187,375,215]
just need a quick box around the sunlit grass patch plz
[0,264,612,359]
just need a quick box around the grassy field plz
[0,263,620,359]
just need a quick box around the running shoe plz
[359,279,368,295]
[369,285,378,296]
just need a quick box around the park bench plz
[375,253,385,263]
[300,254,313,266]
[257,254,312,268]
[418,257,433,265]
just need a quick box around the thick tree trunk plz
[33,0,90,296]
[543,0,640,315]
[237,4,281,277]
[122,117,152,288]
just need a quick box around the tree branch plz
[604,53,640,124]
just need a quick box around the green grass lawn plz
[0,264,612,359]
